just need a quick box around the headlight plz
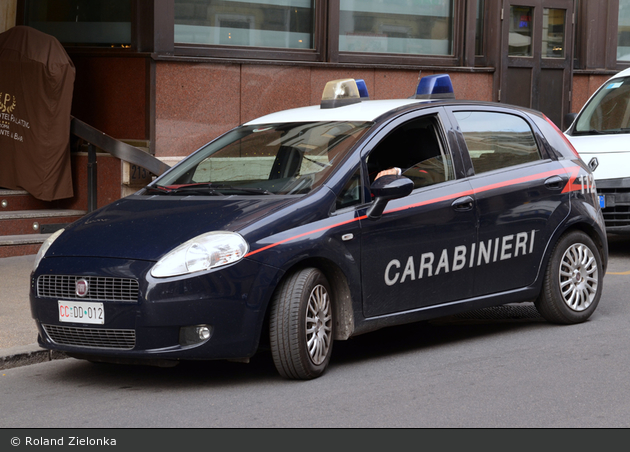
[151,231,249,278]
[33,228,64,271]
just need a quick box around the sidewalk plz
[0,254,67,369]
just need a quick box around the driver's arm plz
[375,167,401,180]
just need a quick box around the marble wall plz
[155,62,494,157]
[70,55,148,140]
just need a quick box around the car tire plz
[535,230,603,324]
[269,268,334,379]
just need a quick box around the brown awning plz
[0,26,75,201]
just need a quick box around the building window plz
[543,8,565,58]
[508,5,533,57]
[23,0,131,47]
[174,0,315,49]
[619,0,630,62]
[338,0,454,56]
[20,0,484,68]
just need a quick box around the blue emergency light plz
[320,74,455,109]
[415,74,455,100]
[355,79,370,99]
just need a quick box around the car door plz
[359,108,478,318]
[446,107,571,297]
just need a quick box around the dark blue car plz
[30,76,608,379]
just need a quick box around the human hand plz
[375,167,401,180]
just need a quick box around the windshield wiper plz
[146,183,272,196]
[209,184,273,195]
[145,184,224,196]
[145,185,171,194]
[573,128,630,136]
[572,129,604,136]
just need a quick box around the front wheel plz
[269,268,334,379]
[535,230,603,324]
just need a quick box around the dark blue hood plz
[47,195,295,260]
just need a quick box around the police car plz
[565,67,630,233]
[30,75,608,380]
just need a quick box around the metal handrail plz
[70,116,171,212]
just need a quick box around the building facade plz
[5,0,630,158]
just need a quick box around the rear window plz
[453,111,542,174]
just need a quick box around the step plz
[0,208,87,257]
[0,209,87,236]
[0,189,59,211]
[0,233,51,258]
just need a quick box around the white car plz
[565,67,630,233]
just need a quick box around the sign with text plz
[0,26,75,201]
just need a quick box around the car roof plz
[611,67,630,80]
[245,99,432,124]
[244,98,544,127]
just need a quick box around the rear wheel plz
[269,268,334,379]
[535,230,603,324]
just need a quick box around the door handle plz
[544,175,564,190]
[452,196,474,211]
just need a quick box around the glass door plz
[500,0,574,129]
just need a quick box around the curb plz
[0,343,68,371]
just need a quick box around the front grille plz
[599,187,630,228]
[37,275,139,302]
[42,324,136,350]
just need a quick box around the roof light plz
[321,79,362,109]
[355,79,370,99]
[415,74,455,100]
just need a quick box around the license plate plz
[58,301,104,325]
[599,195,605,208]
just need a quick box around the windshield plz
[149,121,372,196]
[573,76,630,135]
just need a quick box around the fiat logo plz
[76,279,89,297]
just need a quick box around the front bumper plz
[597,177,630,233]
[30,256,281,361]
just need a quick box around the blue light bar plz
[355,79,370,99]
[415,74,455,100]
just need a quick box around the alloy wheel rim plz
[305,284,332,365]
[559,243,598,312]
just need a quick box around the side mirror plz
[367,175,414,220]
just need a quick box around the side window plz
[453,111,541,174]
[367,116,454,189]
